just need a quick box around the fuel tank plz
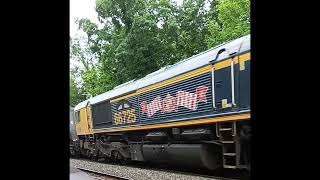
[142,143,222,170]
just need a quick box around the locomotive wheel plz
[111,151,126,164]
[90,154,99,161]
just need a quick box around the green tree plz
[70,0,250,105]
[175,0,210,59]
[70,35,96,71]
[206,0,250,48]
[70,73,86,107]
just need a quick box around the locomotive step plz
[219,128,232,131]
[223,153,236,156]
[223,165,237,169]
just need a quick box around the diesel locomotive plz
[70,34,251,171]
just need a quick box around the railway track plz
[71,158,248,180]
[77,167,129,180]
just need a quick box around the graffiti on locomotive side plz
[140,86,209,117]
[114,108,137,125]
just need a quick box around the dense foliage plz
[70,0,250,107]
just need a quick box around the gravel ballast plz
[70,159,217,180]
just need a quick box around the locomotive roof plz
[74,34,250,111]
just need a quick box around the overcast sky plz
[70,0,100,37]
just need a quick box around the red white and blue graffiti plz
[140,86,209,117]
